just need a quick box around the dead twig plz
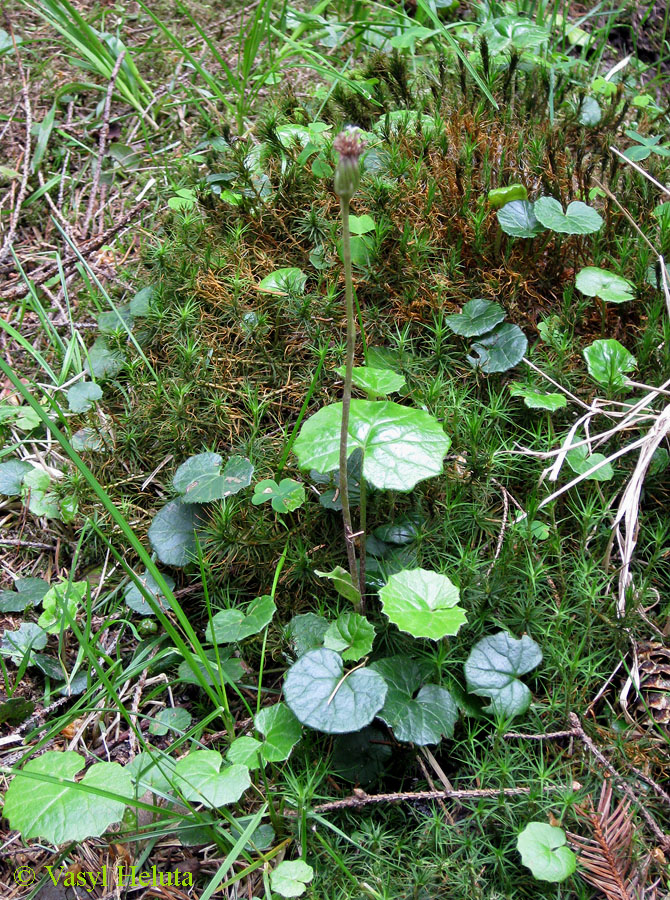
[0,199,149,300]
[0,14,31,265]
[82,51,126,238]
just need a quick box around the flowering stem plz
[339,195,359,602]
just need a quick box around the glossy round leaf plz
[468,323,528,373]
[497,200,544,238]
[379,568,466,639]
[534,197,603,234]
[84,338,124,379]
[1,622,47,663]
[293,400,450,491]
[576,267,634,304]
[583,339,636,389]
[284,648,387,733]
[149,706,192,736]
[445,299,505,337]
[517,822,576,882]
[227,736,263,769]
[3,751,133,843]
[464,631,542,717]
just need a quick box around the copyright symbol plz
[14,866,36,885]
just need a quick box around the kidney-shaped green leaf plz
[517,822,576,882]
[379,568,466,640]
[468,323,528,373]
[323,612,376,661]
[270,860,314,898]
[259,267,307,295]
[284,648,387,733]
[148,500,201,566]
[371,657,459,745]
[509,383,567,411]
[497,200,544,238]
[534,197,603,234]
[174,751,250,808]
[576,267,634,304]
[335,365,406,397]
[173,453,253,504]
[206,594,276,643]
[464,631,542,717]
[67,381,103,413]
[3,751,133,843]
[293,400,450,491]
[255,702,302,762]
[445,299,505,337]
[0,459,32,495]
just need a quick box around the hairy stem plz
[339,196,359,597]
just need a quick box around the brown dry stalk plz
[284,783,568,817]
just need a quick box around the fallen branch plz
[286,783,571,816]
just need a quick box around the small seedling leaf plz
[270,860,314,898]
[0,622,47,664]
[464,631,542,717]
[148,500,200,566]
[84,338,125,379]
[258,267,307,295]
[67,381,103,413]
[468,323,528,373]
[38,581,87,634]
[0,459,32,495]
[285,613,330,657]
[509,383,567,411]
[379,568,466,640]
[149,706,192,735]
[206,595,276,643]
[517,822,576,882]
[497,200,544,238]
[252,477,305,513]
[323,612,376,661]
[0,577,49,613]
[335,364,406,397]
[173,453,253,504]
[284,648,387,733]
[488,184,527,208]
[566,443,614,481]
[315,565,361,605]
[125,569,175,616]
